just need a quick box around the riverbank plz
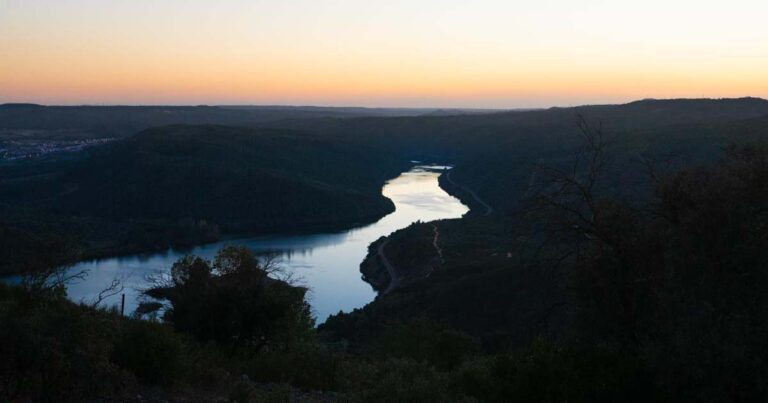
[0,124,411,276]
[360,222,444,295]
[36,167,467,322]
[0,202,397,277]
[358,167,488,295]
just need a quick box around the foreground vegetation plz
[0,246,646,402]
[0,270,653,402]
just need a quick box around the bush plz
[112,319,186,386]
[374,319,478,370]
[147,246,314,353]
[452,339,654,403]
[0,284,123,401]
[247,343,343,391]
[343,358,456,403]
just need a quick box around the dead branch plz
[89,277,124,308]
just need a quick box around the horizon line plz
[1,96,766,111]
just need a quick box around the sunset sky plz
[2,0,768,108]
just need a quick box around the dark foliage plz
[146,246,314,354]
[371,319,479,370]
[567,146,768,400]
[111,320,185,386]
[0,283,181,401]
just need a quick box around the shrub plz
[343,358,456,403]
[452,339,654,403]
[0,284,123,401]
[112,319,186,386]
[247,343,343,391]
[374,318,478,370]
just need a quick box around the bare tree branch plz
[529,114,615,251]
[88,277,124,309]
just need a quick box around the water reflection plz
[61,166,469,322]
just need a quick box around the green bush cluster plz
[0,284,187,401]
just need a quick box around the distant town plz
[0,137,116,161]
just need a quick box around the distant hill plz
[220,105,504,117]
[0,104,505,140]
[51,125,404,229]
[0,103,45,109]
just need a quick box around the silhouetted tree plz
[145,246,313,355]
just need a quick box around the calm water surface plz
[60,166,468,322]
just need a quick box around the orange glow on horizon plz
[2,0,768,108]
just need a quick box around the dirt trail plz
[379,224,444,293]
[378,170,487,294]
[378,239,399,294]
[432,224,444,264]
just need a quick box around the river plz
[57,166,468,322]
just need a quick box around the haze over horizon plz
[2,0,768,108]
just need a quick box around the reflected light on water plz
[61,166,468,322]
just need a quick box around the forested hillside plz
[317,99,768,339]
[0,125,406,274]
[3,98,768,274]
[271,98,768,206]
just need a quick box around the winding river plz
[58,166,468,322]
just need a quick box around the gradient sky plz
[2,0,768,107]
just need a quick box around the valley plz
[3,98,768,401]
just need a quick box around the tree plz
[535,129,768,399]
[145,246,314,354]
[532,116,648,348]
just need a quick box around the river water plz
[58,166,468,322]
